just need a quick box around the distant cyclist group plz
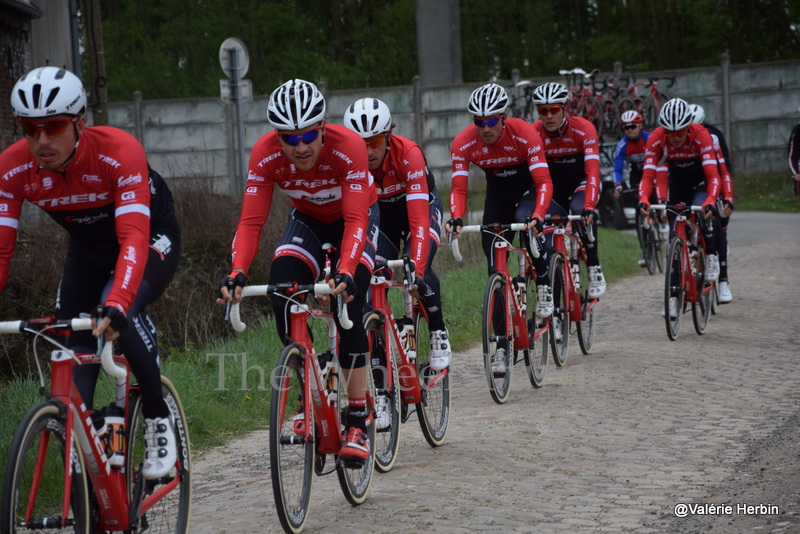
[0,65,741,533]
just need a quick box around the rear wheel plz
[482,272,512,404]
[575,257,595,355]
[549,254,570,366]
[127,376,192,534]
[691,249,712,335]
[523,276,548,388]
[665,237,685,340]
[270,344,314,534]
[364,311,401,473]
[414,309,450,447]
[1,402,90,534]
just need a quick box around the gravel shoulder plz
[189,211,800,533]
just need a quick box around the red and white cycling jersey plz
[532,116,601,210]
[450,117,552,220]
[231,124,376,277]
[0,126,156,313]
[639,123,721,206]
[372,134,432,276]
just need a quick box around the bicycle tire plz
[692,248,712,335]
[575,257,595,355]
[270,344,314,534]
[635,213,656,275]
[654,223,666,274]
[549,253,570,366]
[482,272,512,404]
[126,376,192,534]
[414,308,450,447]
[364,311,401,473]
[665,237,685,340]
[1,402,90,534]
[336,362,376,505]
[523,276,548,388]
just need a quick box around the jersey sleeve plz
[449,130,470,220]
[231,141,277,273]
[104,143,152,313]
[694,127,721,206]
[581,121,602,210]
[0,177,25,294]
[639,132,662,204]
[400,144,432,277]
[613,138,627,184]
[335,138,372,277]
[521,124,552,218]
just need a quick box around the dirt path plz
[188,212,800,533]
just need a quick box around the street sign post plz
[219,38,250,196]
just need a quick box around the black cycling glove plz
[333,271,357,297]
[94,305,128,335]
[219,271,246,299]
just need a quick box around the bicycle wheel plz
[126,376,192,534]
[692,248,712,335]
[336,362,376,505]
[575,256,595,355]
[635,212,656,275]
[600,99,620,142]
[414,308,450,447]
[549,254,570,366]
[653,223,666,273]
[364,311,401,473]
[482,272,512,404]
[523,276,548,388]
[1,402,90,534]
[270,344,314,534]
[665,237,685,340]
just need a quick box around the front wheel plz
[270,344,314,534]
[364,311,401,473]
[635,212,656,275]
[336,363,376,505]
[127,376,192,534]
[482,272,512,404]
[549,254,570,366]
[414,309,450,447]
[665,237,685,340]
[1,402,90,534]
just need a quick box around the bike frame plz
[545,215,598,322]
[0,318,184,531]
[368,260,446,405]
[452,223,549,349]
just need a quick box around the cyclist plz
[788,105,800,196]
[531,82,607,298]
[0,67,181,480]
[446,83,553,310]
[637,98,721,318]
[218,79,379,465]
[343,98,451,376]
[612,110,664,267]
[445,83,553,377]
[690,104,734,303]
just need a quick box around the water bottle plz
[571,261,580,289]
[103,404,126,467]
[513,276,527,312]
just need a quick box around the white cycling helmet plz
[658,98,693,131]
[11,66,86,118]
[467,83,508,116]
[620,110,643,125]
[532,82,569,106]
[267,79,326,130]
[688,103,705,125]
[343,98,393,138]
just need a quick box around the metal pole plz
[229,48,246,197]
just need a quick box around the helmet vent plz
[44,88,61,108]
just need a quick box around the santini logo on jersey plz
[34,192,111,208]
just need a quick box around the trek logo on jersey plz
[332,149,352,164]
[257,151,282,167]
[511,135,529,145]
[282,178,338,189]
[118,173,142,188]
[98,154,122,168]
[2,161,34,181]
[458,139,477,152]
[476,156,519,166]
[34,192,110,208]
[82,174,102,184]
[379,183,406,196]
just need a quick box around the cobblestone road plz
[189,212,799,533]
